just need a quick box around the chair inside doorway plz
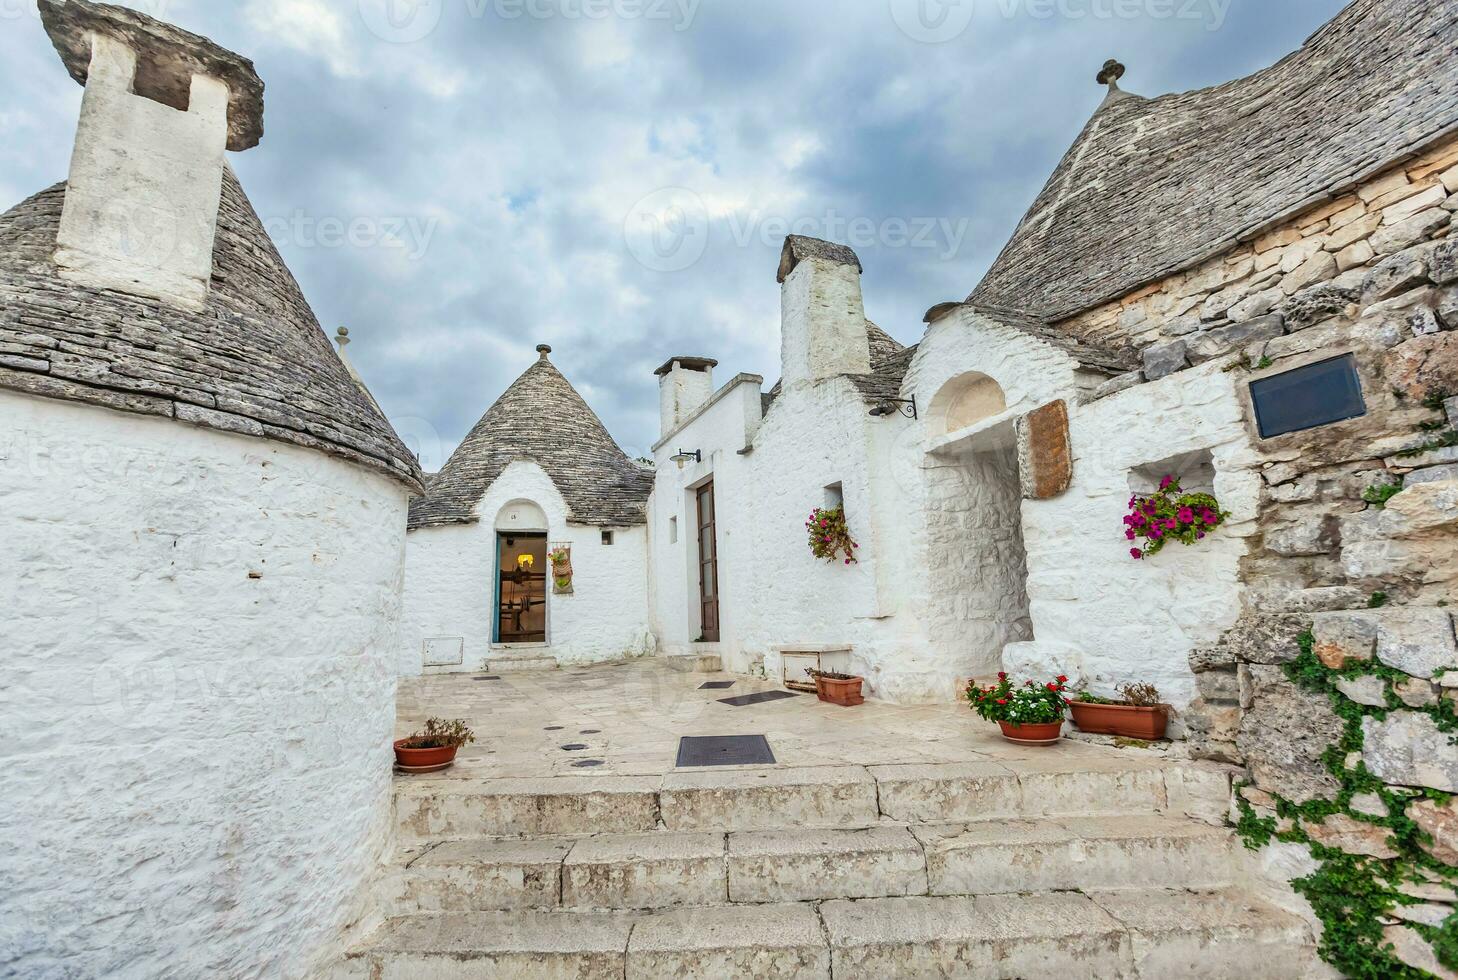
[496,532,547,643]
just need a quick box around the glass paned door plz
[496,533,547,643]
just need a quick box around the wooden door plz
[696,481,720,642]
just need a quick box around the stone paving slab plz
[726,826,927,903]
[820,892,1131,978]
[626,903,830,979]
[1088,888,1329,979]
[564,832,727,910]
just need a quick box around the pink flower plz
[1130,548,1144,560]
[1160,475,1175,490]
[1163,517,1177,530]
[1150,526,1163,538]
[1201,509,1217,524]
[1178,507,1195,524]
[1131,513,1147,527]
[1125,529,1136,541]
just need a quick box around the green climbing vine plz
[1232,630,1458,977]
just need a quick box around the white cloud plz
[243,0,360,78]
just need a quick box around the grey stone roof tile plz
[0,169,424,491]
[407,351,653,529]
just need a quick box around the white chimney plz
[655,356,717,437]
[40,0,266,311]
[777,235,871,386]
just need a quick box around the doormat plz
[717,690,798,707]
[699,681,736,690]
[676,734,775,767]
[474,676,502,681]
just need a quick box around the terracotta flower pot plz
[818,675,865,707]
[997,720,1063,745]
[1069,701,1168,740]
[393,738,461,773]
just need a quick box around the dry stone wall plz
[1071,135,1458,977]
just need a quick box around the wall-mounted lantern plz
[868,396,918,420]
[671,449,702,469]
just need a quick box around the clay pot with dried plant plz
[1068,682,1169,740]
[807,668,865,707]
[394,717,476,772]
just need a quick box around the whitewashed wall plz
[400,460,652,673]
[649,372,938,698]
[0,389,409,980]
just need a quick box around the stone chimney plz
[777,235,870,386]
[654,356,717,437]
[39,0,265,311]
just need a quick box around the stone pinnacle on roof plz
[1097,59,1125,89]
[536,344,553,359]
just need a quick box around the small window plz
[669,517,678,544]
[1250,354,1366,438]
[601,531,614,546]
[824,482,844,510]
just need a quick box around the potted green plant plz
[394,718,476,772]
[966,673,1069,745]
[1069,682,1169,740]
[807,667,864,707]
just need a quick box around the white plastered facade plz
[399,460,654,674]
[646,274,1258,713]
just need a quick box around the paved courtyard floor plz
[396,658,1155,782]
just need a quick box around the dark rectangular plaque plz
[1250,354,1366,438]
[717,690,798,707]
[699,681,736,690]
[676,734,776,767]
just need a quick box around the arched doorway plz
[922,372,1031,677]
[494,501,548,644]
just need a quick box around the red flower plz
[997,672,1007,680]
[996,699,1008,705]
[1057,675,1068,683]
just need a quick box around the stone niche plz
[1129,448,1216,495]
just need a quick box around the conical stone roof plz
[971,0,1458,325]
[408,349,653,529]
[0,167,424,490]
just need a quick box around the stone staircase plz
[331,758,1326,978]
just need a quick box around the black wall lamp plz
[868,396,918,420]
[671,449,702,469]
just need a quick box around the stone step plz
[335,889,1320,979]
[395,758,1230,842]
[663,651,723,673]
[395,775,661,844]
[392,816,1243,913]
[915,814,1240,896]
[660,765,880,831]
[484,652,557,672]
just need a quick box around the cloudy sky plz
[0,0,1348,467]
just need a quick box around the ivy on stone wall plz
[1235,631,1458,978]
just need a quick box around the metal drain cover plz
[676,734,775,767]
[699,681,736,690]
[717,690,798,707]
